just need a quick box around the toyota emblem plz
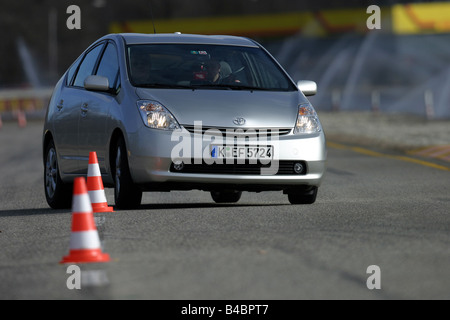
[233,117,246,126]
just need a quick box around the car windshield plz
[127,44,297,91]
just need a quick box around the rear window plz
[126,44,296,92]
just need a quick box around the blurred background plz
[1,0,449,121]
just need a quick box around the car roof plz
[116,33,260,47]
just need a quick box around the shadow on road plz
[130,202,291,211]
[0,202,291,216]
[0,208,69,217]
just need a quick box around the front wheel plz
[287,187,318,205]
[113,137,142,209]
[44,140,72,209]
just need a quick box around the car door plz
[77,41,121,175]
[51,54,85,175]
[66,42,105,174]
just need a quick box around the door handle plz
[57,99,64,110]
[81,103,88,117]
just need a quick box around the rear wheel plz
[211,190,242,203]
[287,186,318,205]
[44,140,72,209]
[113,137,142,209]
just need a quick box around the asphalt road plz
[0,119,449,301]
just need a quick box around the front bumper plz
[126,126,327,191]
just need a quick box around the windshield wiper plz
[191,83,269,91]
[137,83,194,90]
[138,83,274,91]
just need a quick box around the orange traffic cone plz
[17,110,27,128]
[87,151,114,212]
[60,177,111,264]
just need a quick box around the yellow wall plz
[392,2,450,34]
[110,2,450,36]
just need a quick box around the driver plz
[203,60,240,84]
[204,60,222,83]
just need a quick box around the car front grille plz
[182,126,292,138]
[170,160,307,175]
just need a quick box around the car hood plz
[135,88,307,129]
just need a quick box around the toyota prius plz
[43,33,327,209]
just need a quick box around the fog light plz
[293,162,304,174]
[173,161,184,171]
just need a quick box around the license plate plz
[211,145,273,159]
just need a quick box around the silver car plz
[43,33,326,209]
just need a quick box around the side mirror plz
[84,75,110,92]
[297,80,317,96]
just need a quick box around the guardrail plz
[0,87,53,126]
[0,87,53,110]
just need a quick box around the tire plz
[113,137,142,209]
[44,140,72,209]
[287,186,318,205]
[211,190,242,203]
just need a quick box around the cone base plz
[92,203,114,213]
[60,248,110,264]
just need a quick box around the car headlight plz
[293,103,322,134]
[137,100,180,130]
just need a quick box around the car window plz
[96,42,120,91]
[243,51,289,89]
[73,43,104,88]
[127,44,296,91]
[66,54,83,86]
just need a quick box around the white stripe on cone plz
[69,230,102,250]
[88,163,101,177]
[72,194,93,213]
[88,189,108,204]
